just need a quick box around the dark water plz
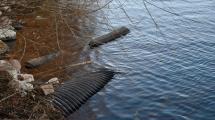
[72,0,215,120]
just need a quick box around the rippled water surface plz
[71,0,215,120]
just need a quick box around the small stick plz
[0,92,18,103]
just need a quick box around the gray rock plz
[0,28,16,41]
[12,20,24,30]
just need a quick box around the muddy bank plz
[0,0,95,119]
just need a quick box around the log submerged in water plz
[89,26,130,48]
[25,51,60,68]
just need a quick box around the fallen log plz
[89,26,130,48]
[25,51,60,68]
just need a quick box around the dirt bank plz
[0,0,94,119]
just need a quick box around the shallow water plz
[69,0,215,120]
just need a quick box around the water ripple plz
[72,0,215,120]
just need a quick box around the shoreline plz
[0,1,92,119]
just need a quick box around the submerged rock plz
[26,51,61,68]
[12,20,25,30]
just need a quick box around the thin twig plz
[0,92,18,103]
[54,14,61,51]
[19,34,27,62]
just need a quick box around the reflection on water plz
[69,0,215,120]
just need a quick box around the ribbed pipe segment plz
[52,68,115,117]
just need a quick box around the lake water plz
[70,0,215,120]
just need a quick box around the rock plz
[12,20,24,30]
[0,59,21,73]
[0,40,9,56]
[9,80,34,96]
[18,74,34,82]
[0,60,34,96]
[9,59,21,72]
[0,28,16,41]
[0,6,11,13]
[0,60,18,81]
[0,16,16,41]
[0,60,13,80]
[0,11,2,16]
[0,16,12,28]
[40,84,55,95]
[47,77,59,84]
[9,74,34,96]
[13,24,23,30]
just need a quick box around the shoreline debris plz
[47,77,60,84]
[0,60,35,96]
[89,26,130,48]
[25,51,61,68]
[40,84,55,95]
[9,74,34,96]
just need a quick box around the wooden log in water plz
[25,51,60,68]
[89,26,130,48]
